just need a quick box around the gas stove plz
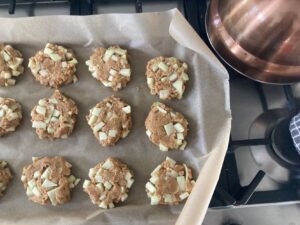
[0,1,299,225]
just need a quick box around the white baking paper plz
[0,9,231,225]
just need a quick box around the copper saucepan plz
[206,0,300,84]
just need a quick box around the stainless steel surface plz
[249,109,292,183]
[206,0,300,84]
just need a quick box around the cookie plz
[0,44,24,87]
[83,157,134,209]
[145,102,188,151]
[86,96,132,147]
[86,46,131,91]
[146,56,189,99]
[0,160,13,198]
[145,157,195,205]
[0,97,22,137]
[21,156,80,206]
[31,90,78,140]
[28,43,78,88]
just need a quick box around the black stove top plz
[1,0,300,209]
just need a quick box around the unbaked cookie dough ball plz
[83,157,134,209]
[0,160,13,198]
[146,56,189,99]
[31,90,78,140]
[145,157,195,205]
[86,96,132,147]
[21,156,80,206]
[0,44,24,87]
[86,46,131,91]
[145,102,188,151]
[28,43,78,88]
[0,97,22,137]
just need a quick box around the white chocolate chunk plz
[32,187,41,197]
[151,64,159,72]
[126,178,134,188]
[177,176,186,191]
[99,132,108,141]
[172,80,183,94]
[93,122,105,132]
[181,73,189,81]
[36,106,46,116]
[146,182,156,193]
[121,193,128,202]
[149,176,159,184]
[47,188,58,206]
[159,143,168,151]
[159,90,170,99]
[103,49,114,62]
[44,47,53,55]
[109,69,117,76]
[92,107,102,116]
[41,167,51,180]
[177,133,184,140]
[147,77,154,88]
[179,192,189,200]
[163,194,173,203]
[150,195,161,205]
[88,168,96,178]
[164,123,174,136]
[122,106,131,114]
[47,127,54,134]
[108,129,118,137]
[169,73,177,81]
[151,165,161,176]
[104,181,112,190]
[102,160,113,170]
[156,106,167,114]
[27,179,36,189]
[49,98,58,104]
[98,202,107,209]
[158,62,168,72]
[53,109,60,117]
[38,99,46,106]
[95,174,103,183]
[174,123,185,133]
[33,171,41,178]
[114,48,126,55]
[88,115,97,125]
[166,157,176,167]
[146,130,152,138]
[32,121,46,130]
[49,53,62,62]
[119,68,131,77]
[42,179,58,189]
[180,141,187,150]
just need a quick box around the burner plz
[249,109,300,183]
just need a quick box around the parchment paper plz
[0,9,231,225]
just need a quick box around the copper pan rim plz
[205,0,300,85]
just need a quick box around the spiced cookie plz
[21,156,80,206]
[31,90,78,140]
[0,44,24,87]
[146,56,189,99]
[83,157,134,209]
[28,43,78,88]
[145,102,188,151]
[86,46,131,91]
[86,96,132,147]
[0,97,22,137]
[0,160,13,198]
[145,157,195,205]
